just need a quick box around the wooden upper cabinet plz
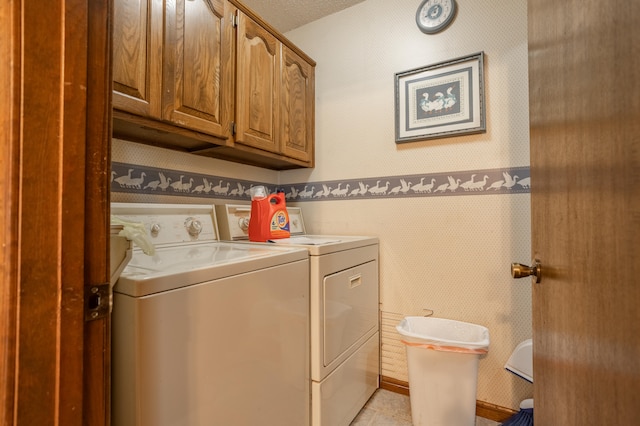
[112,0,315,169]
[163,0,234,139]
[235,12,280,153]
[235,11,315,166]
[112,0,163,117]
[280,46,314,163]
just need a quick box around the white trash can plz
[396,317,490,426]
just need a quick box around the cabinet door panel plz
[236,13,280,152]
[281,46,314,163]
[163,0,233,140]
[113,0,162,117]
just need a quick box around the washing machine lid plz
[111,203,308,296]
[115,241,307,296]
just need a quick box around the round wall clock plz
[416,0,457,34]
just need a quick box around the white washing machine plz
[111,203,310,426]
[217,204,380,426]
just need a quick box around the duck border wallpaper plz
[111,161,530,201]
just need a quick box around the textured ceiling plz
[241,0,367,32]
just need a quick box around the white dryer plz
[111,203,310,426]
[217,204,380,426]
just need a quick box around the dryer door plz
[323,259,378,367]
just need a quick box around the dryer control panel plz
[216,204,305,241]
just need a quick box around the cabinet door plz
[281,46,314,163]
[163,0,233,140]
[112,0,163,117]
[236,12,280,153]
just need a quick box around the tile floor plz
[350,389,501,426]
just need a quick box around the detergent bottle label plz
[270,210,290,232]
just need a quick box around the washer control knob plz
[238,217,250,231]
[150,223,161,237]
[185,217,203,237]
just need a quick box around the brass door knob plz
[511,260,542,283]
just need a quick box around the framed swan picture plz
[395,52,485,143]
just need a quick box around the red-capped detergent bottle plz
[248,186,290,242]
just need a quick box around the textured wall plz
[111,0,533,411]
[283,0,533,409]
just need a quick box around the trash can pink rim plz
[400,339,488,354]
[396,316,490,352]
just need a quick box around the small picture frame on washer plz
[394,52,486,143]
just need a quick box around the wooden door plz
[0,0,111,425]
[113,0,163,118]
[528,0,640,423]
[236,11,280,153]
[163,0,234,139]
[280,45,314,164]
